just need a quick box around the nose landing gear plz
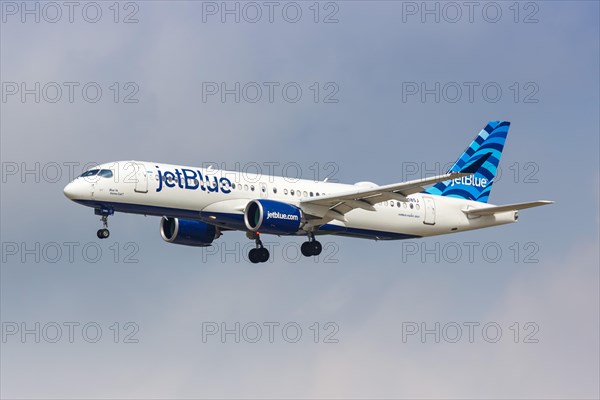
[301,232,322,257]
[95,208,113,239]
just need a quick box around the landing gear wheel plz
[249,248,260,264]
[301,240,322,257]
[311,241,322,256]
[301,241,312,257]
[248,235,270,263]
[301,232,322,257]
[257,247,270,263]
[249,247,269,263]
[97,228,110,239]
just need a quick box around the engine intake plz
[160,217,218,247]
[244,199,303,235]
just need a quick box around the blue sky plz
[1,1,599,398]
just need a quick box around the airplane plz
[63,121,553,263]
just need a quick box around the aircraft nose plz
[63,181,80,200]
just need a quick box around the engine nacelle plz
[160,217,218,247]
[244,199,303,235]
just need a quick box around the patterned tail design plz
[423,121,510,203]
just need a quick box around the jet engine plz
[244,199,303,235]
[160,217,219,247]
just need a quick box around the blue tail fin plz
[423,121,509,203]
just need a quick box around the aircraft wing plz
[298,153,493,222]
[463,200,554,216]
[299,173,480,222]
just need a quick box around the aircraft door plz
[423,196,436,225]
[134,163,148,193]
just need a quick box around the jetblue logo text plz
[156,167,232,194]
[449,176,487,188]
[266,211,299,221]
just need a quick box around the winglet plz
[459,152,493,174]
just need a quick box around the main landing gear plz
[301,232,322,257]
[248,234,269,264]
[95,208,112,239]
[246,232,322,263]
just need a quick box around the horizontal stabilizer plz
[464,200,554,216]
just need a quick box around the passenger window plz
[284,189,288,195]
[303,191,308,197]
[316,192,320,196]
[310,192,313,197]
[273,187,278,194]
[244,184,248,191]
[261,186,265,193]
[297,191,302,197]
[291,189,295,196]
[232,183,236,189]
[251,185,255,191]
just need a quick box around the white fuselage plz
[63,160,517,240]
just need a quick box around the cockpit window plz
[98,169,113,178]
[80,169,99,177]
